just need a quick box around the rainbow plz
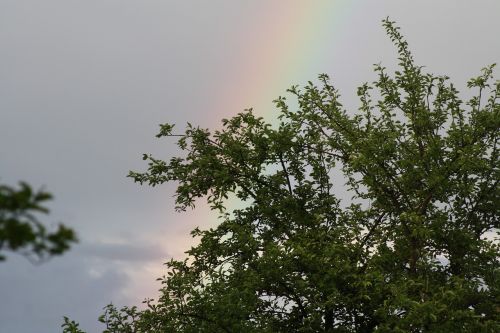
[200,1,352,215]
[134,1,354,304]
[204,1,351,126]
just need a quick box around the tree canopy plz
[0,181,77,263]
[64,19,499,332]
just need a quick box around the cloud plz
[0,254,129,333]
[77,239,170,263]
[0,237,170,333]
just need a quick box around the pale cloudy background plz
[1,1,499,332]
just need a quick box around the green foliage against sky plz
[0,181,77,263]
[64,19,499,332]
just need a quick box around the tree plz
[0,181,77,263]
[67,19,499,332]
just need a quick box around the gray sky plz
[1,1,499,332]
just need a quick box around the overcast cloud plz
[1,1,499,332]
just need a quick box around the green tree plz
[0,181,77,263]
[69,19,499,332]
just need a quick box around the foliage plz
[0,181,77,262]
[72,19,499,332]
[62,317,86,333]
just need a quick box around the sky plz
[1,1,499,332]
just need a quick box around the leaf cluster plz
[0,181,77,263]
[72,19,499,332]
